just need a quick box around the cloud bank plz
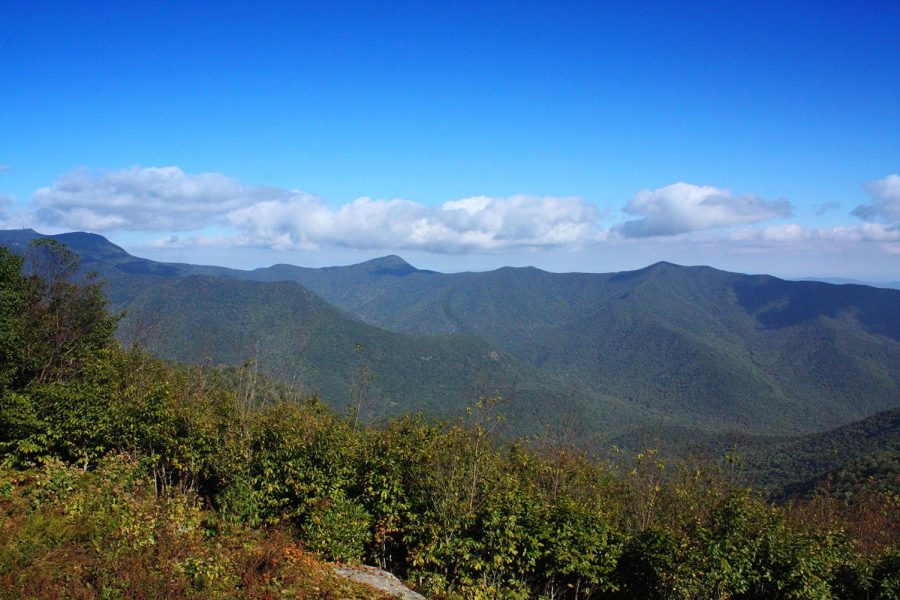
[620,182,792,238]
[31,166,604,253]
[223,194,603,253]
[23,167,900,268]
[32,166,262,231]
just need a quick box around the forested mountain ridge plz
[739,405,900,499]
[610,406,900,500]
[0,230,644,437]
[240,255,900,435]
[2,228,899,441]
[797,276,900,290]
[122,273,644,434]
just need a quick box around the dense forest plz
[4,228,900,446]
[1,240,898,599]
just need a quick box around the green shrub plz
[873,549,900,599]
[302,492,372,563]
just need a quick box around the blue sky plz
[2,1,898,279]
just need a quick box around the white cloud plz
[31,166,604,253]
[0,165,11,174]
[853,174,900,224]
[150,233,246,249]
[27,166,900,274]
[224,193,604,253]
[32,166,274,231]
[620,182,791,238]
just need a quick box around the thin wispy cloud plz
[814,202,840,216]
[0,196,11,227]
[729,222,900,244]
[0,196,24,230]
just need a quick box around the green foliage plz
[246,399,357,523]
[302,493,372,563]
[735,406,900,500]
[225,245,900,438]
[616,528,693,599]
[0,456,386,599]
[873,549,900,599]
[0,247,28,392]
[6,228,900,446]
[0,241,121,469]
[539,498,622,596]
[22,239,120,384]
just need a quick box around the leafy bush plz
[302,493,372,563]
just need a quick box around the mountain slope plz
[0,231,642,435]
[121,274,642,435]
[609,406,900,500]
[234,258,900,435]
[519,264,900,432]
[739,406,900,499]
[3,229,899,439]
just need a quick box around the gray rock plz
[333,565,426,599]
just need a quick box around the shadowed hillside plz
[236,255,900,435]
[123,273,641,434]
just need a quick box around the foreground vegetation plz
[1,241,899,599]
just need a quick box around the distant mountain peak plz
[646,260,681,270]
[50,231,132,258]
[0,228,40,244]
[0,229,132,258]
[610,260,684,282]
[54,231,110,242]
[371,254,412,267]
[362,255,418,277]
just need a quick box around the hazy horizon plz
[5,226,899,288]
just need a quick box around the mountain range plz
[3,228,899,449]
[796,276,900,290]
